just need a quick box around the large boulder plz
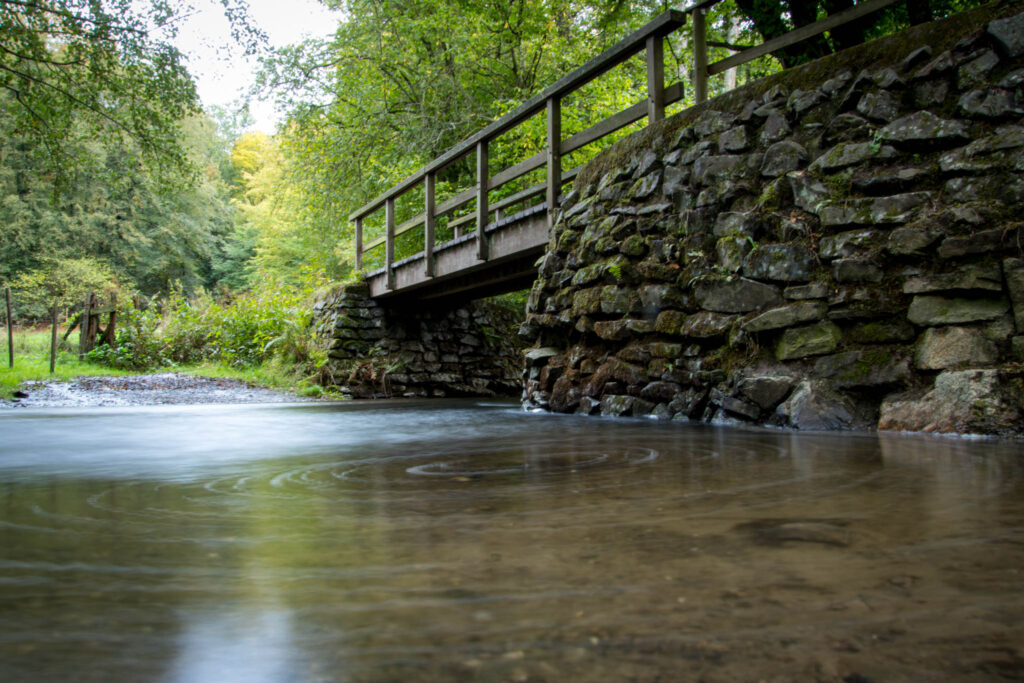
[879,369,1024,436]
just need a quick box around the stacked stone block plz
[521,3,1024,436]
[314,283,521,398]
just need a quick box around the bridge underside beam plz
[365,208,548,303]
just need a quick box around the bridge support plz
[314,283,523,399]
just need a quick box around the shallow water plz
[1,399,1023,682]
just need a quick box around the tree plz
[0,103,239,298]
[731,0,986,68]
[0,0,264,190]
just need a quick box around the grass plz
[0,327,337,400]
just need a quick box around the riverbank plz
[1,373,314,408]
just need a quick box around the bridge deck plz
[364,206,549,302]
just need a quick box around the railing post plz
[646,35,665,123]
[692,8,708,104]
[385,197,396,290]
[476,139,489,261]
[354,217,363,271]
[424,173,435,277]
[546,96,561,228]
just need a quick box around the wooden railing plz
[351,0,905,290]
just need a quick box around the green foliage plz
[9,257,123,320]
[0,0,264,190]
[86,304,169,370]
[86,281,326,375]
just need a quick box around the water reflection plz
[1,400,1023,681]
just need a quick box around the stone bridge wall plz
[315,283,522,398]
[520,2,1024,436]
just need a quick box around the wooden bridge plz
[351,0,905,302]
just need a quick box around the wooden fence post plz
[692,7,708,104]
[646,34,665,123]
[424,172,436,277]
[5,287,12,369]
[78,292,93,358]
[546,96,561,229]
[49,299,58,373]
[476,139,490,261]
[354,217,363,271]
[102,292,117,348]
[385,198,396,290]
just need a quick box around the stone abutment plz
[520,3,1024,437]
[315,283,522,398]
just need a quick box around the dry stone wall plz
[315,283,521,398]
[520,2,1024,437]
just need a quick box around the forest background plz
[0,0,984,396]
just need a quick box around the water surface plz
[1,400,1023,681]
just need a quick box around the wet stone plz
[849,318,917,343]
[809,142,897,172]
[785,283,830,300]
[692,155,743,185]
[916,326,999,370]
[987,12,1024,58]
[937,230,1007,258]
[907,295,1010,325]
[760,112,792,145]
[814,348,912,388]
[743,244,814,282]
[654,310,685,335]
[776,380,862,431]
[958,49,1000,89]
[630,171,662,199]
[902,263,1003,294]
[900,46,933,72]
[957,89,1022,119]
[776,322,842,360]
[711,389,762,421]
[833,259,884,284]
[738,375,794,409]
[743,301,827,333]
[821,71,853,97]
[641,381,682,403]
[914,80,949,108]
[761,141,808,177]
[819,229,879,259]
[912,51,954,80]
[694,278,782,314]
[878,111,970,148]
[680,311,739,338]
[717,236,752,273]
[719,126,749,152]
[788,89,824,116]
[822,113,873,144]
[858,168,930,196]
[856,90,901,122]
[714,211,762,238]
[879,368,1022,435]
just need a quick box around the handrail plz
[353,0,914,289]
[349,9,685,224]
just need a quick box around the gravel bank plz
[2,373,312,408]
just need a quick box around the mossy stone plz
[776,322,842,360]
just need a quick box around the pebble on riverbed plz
[2,373,311,408]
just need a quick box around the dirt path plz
[2,373,312,408]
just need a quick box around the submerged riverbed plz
[1,399,1022,681]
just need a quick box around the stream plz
[1,399,1023,681]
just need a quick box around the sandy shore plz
[2,373,311,408]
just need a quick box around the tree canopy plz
[0,0,263,189]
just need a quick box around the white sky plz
[174,0,342,133]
